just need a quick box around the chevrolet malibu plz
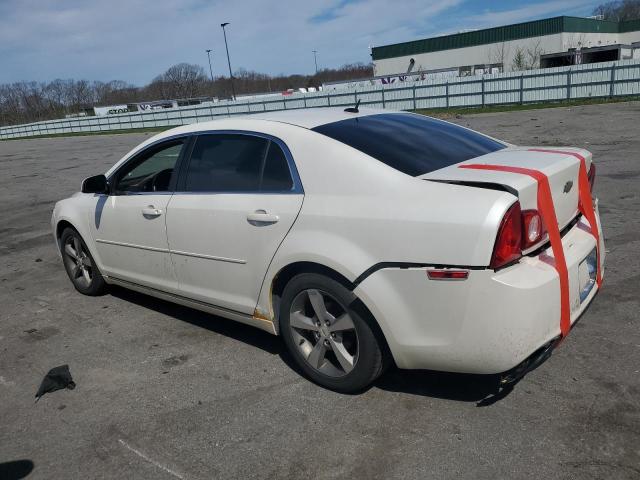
[51,108,604,392]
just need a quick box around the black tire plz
[60,227,107,296]
[280,273,384,393]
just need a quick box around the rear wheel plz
[60,228,106,296]
[280,273,384,393]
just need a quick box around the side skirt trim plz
[105,275,277,335]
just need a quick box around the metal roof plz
[372,16,640,60]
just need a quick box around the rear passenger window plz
[183,134,294,193]
[261,142,293,191]
[185,134,268,192]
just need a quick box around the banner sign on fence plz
[94,105,129,116]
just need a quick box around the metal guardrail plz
[1,59,639,140]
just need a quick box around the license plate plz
[578,248,597,303]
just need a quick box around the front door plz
[165,133,303,314]
[90,138,186,292]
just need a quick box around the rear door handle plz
[247,210,279,225]
[142,206,163,218]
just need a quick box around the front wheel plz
[60,228,106,296]
[280,273,384,393]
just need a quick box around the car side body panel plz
[51,108,605,378]
[252,125,515,325]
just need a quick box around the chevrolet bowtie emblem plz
[563,180,573,193]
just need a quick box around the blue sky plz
[0,0,600,85]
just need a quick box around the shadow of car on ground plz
[109,285,520,406]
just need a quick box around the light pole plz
[205,49,214,82]
[312,50,318,74]
[220,22,236,100]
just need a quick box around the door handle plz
[247,210,279,225]
[142,206,163,218]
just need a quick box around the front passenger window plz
[115,141,184,194]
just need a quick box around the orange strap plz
[528,149,602,288]
[459,163,571,337]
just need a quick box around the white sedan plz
[51,107,604,392]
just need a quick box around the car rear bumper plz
[354,203,605,374]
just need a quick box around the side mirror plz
[81,174,109,194]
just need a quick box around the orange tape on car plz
[459,163,571,337]
[528,148,602,288]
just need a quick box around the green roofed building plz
[371,16,640,77]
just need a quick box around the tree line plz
[593,0,640,20]
[0,62,373,127]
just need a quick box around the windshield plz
[311,113,506,176]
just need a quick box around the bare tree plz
[510,41,544,71]
[593,0,640,20]
[489,42,509,70]
[0,62,375,126]
[511,48,527,71]
[525,40,545,70]
[151,63,209,100]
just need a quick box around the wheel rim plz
[63,235,93,288]
[289,289,359,378]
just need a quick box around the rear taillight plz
[490,203,522,269]
[521,209,546,249]
[587,163,596,191]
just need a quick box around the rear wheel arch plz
[271,261,394,369]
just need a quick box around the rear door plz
[165,132,304,314]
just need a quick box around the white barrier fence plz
[2,59,640,140]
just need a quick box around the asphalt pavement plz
[1,101,639,479]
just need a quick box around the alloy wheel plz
[288,289,359,377]
[63,235,94,289]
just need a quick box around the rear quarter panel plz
[255,128,516,326]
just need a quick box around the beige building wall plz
[620,30,640,44]
[373,31,640,76]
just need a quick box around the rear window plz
[311,113,506,176]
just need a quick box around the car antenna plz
[344,99,361,113]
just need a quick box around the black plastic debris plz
[35,365,75,401]
[0,459,34,480]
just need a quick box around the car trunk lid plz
[420,147,591,233]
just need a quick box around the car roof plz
[168,107,394,135]
[244,107,390,129]
[107,107,399,177]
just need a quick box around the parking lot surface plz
[1,102,639,480]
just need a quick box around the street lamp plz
[312,50,319,74]
[205,49,214,82]
[220,22,236,100]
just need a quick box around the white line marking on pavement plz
[118,439,185,479]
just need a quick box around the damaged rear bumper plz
[354,206,604,374]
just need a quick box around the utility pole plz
[312,50,319,74]
[220,23,236,100]
[205,49,214,81]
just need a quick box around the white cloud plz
[0,0,598,85]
